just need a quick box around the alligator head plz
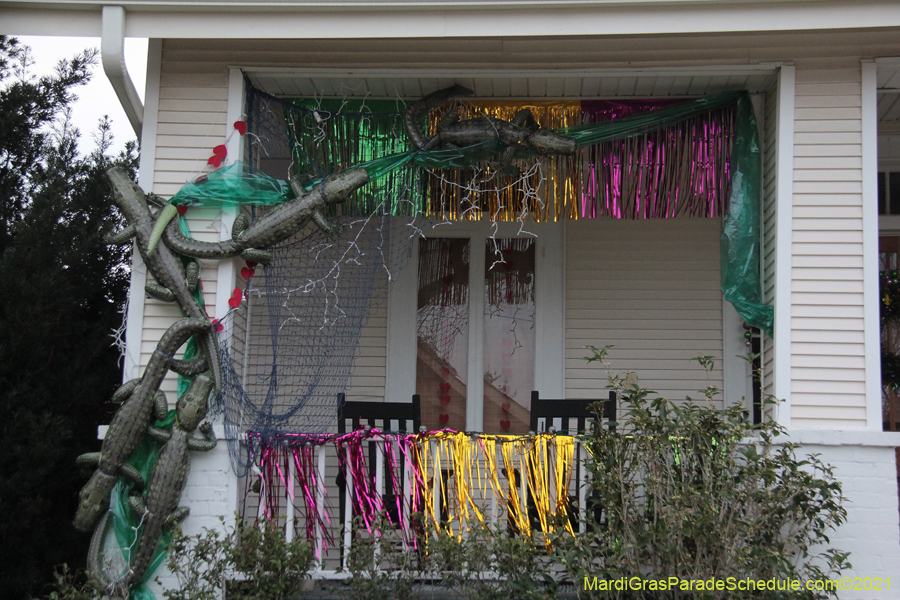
[175,374,213,432]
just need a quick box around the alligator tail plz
[403,85,474,150]
[162,217,243,260]
[87,511,131,599]
[147,204,178,256]
[200,328,224,396]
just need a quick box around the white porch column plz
[773,64,795,426]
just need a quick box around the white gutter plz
[101,5,143,141]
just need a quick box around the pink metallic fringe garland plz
[577,100,734,220]
[242,428,577,551]
[244,430,423,553]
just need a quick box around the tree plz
[0,36,136,600]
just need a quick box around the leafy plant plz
[28,565,102,600]
[161,516,314,600]
[558,347,849,599]
[338,517,422,600]
[227,518,314,600]
[428,523,559,600]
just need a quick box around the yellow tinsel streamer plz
[498,437,531,536]
[411,432,580,543]
[554,436,576,536]
[424,100,582,223]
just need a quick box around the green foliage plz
[339,519,421,600]
[427,524,559,600]
[227,518,315,600]
[161,517,314,600]
[336,519,560,600]
[28,565,102,600]
[0,35,137,600]
[557,347,850,600]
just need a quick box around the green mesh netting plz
[109,411,176,600]
[722,94,773,336]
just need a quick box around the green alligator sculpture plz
[73,317,211,533]
[105,168,224,397]
[403,85,577,173]
[157,167,370,263]
[88,374,217,598]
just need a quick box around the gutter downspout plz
[101,5,143,141]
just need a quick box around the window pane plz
[483,239,536,434]
[879,171,886,215]
[416,238,470,431]
[891,172,900,216]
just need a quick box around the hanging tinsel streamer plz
[243,429,581,547]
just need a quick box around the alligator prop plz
[158,168,369,263]
[104,168,225,396]
[403,84,577,173]
[88,375,217,597]
[74,318,211,533]
[76,165,370,598]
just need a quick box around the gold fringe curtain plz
[424,100,582,222]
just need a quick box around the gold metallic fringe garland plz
[412,432,575,542]
[424,101,582,223]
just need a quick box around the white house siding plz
[565,218,725,407]
[791,62,868,428]
[343,304,389,402]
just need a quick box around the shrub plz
[338,518,421,600]
[162,516,314,600]
[557,346,849,599]
[28,565,102,600]
[428,523,559,600]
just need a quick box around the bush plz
[338,518,422,600]
[557,346,849,599]
[428,523,559,600]
[28,565,102,600]
[161,517,314,600]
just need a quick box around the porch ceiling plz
[244,66,778,101]
[244,63,900,127]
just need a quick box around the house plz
[4,0,900,596]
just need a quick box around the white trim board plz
[862,60,881,432]
[122,38,162,382]
[5,3,900,39]
[773,64,794,427]
[243,65,783,80]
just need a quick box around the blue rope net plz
[222,85,419,474]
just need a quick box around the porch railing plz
[245,428,598,577]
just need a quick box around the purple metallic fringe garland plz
[578,99,734,220]
[244,429,422,552]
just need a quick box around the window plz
[877,171,900,215]
[387,222,564,433]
